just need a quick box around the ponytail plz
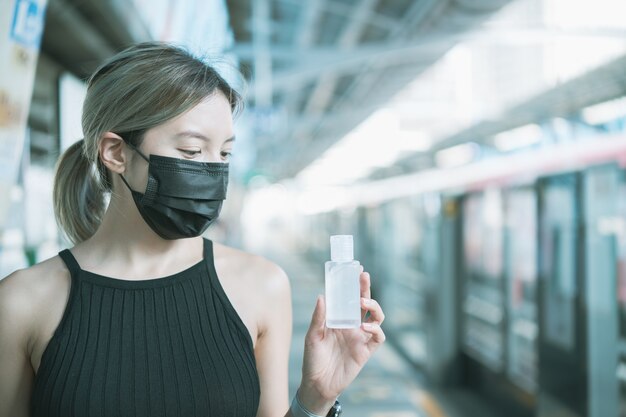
[53,139,108,244]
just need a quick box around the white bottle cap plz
[330,235,353,262]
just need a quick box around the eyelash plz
[179,149,232,159]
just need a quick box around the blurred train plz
[300,134,626,417]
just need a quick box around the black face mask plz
[120,146,228,240]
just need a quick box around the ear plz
[99,132,129,174]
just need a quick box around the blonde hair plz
[53,42,242,244]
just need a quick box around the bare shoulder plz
[212,242,292,339]
[0,256,69,354]
[0,269,36,350]
[1,255,69,307]
[212,242,291,296]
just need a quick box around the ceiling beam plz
[108,0,152,42]
[271,105,384,133]
[277,0,398,32]
[374,55,626,181]
[266,0,448,177]
[287,0,325,111]
[84,0,152,46]
[428,54,626,153]
[253,0,272,107]
[45,0,116,63]
[243,38,443,95]
[230,26,626,61]
[302,0,378,116]
[280,0,510,177]
[296,0,325,46]
[256,0,325,155]
[285,0,380,159]
[243,22,626,107]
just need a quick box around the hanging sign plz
[0,0,47,231]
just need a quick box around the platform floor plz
[263,248,499,417]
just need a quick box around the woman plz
[0,43,385,417]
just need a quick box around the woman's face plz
[123,92,235,192]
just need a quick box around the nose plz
[204,150,227,164]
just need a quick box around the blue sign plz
[10,0,46,48]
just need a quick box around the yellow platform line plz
[410,390,448,417]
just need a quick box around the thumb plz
[308,295,326,334]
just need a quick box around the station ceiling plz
[34,0,516,178]
[42,1,626,184]
[224,0,517,179]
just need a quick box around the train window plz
[616,171,626,417]
[505,188,538,393]
[617,173,626,343]
[378,198,433,366]
[463,194,483,273]
[462,190,506,372]
[541,183,577,352]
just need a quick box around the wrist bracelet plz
[290,389,342,417]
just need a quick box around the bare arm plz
[0,271,36,417]
[253,264,293,417]
[254,264,386,417]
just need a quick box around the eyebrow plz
[174,130,236,143]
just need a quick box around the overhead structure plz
[377,52,626,179]
[41,0,150,78]
[225,0,516,179]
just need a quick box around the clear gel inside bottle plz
[325,235,361,329]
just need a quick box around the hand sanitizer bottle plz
[325,235,361,329]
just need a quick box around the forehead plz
[153,93,234,140]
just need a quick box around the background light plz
[581,97,626,125]
[435,143,480,169]
[493,124,543,151]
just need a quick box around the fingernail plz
[361,298,371,305]
[362,323,375,330]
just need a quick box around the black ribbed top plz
[30,239,260,417]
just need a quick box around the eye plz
[221,151,232,161]
[179,149,201,157]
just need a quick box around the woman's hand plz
[297,271,386,415]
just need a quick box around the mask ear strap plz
[116,132,150,162]
[119,174,133,191]
[124,141,150,162]
[119,172,158,206]
[118,136,158,205]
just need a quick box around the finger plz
[360,271,371,300]
[308,295,326,334]
[360,272,371,321]
[360,297,385,324]
[361,322,386,349]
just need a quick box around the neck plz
[74,190,202,275]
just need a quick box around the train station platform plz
[265,248,499,417]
